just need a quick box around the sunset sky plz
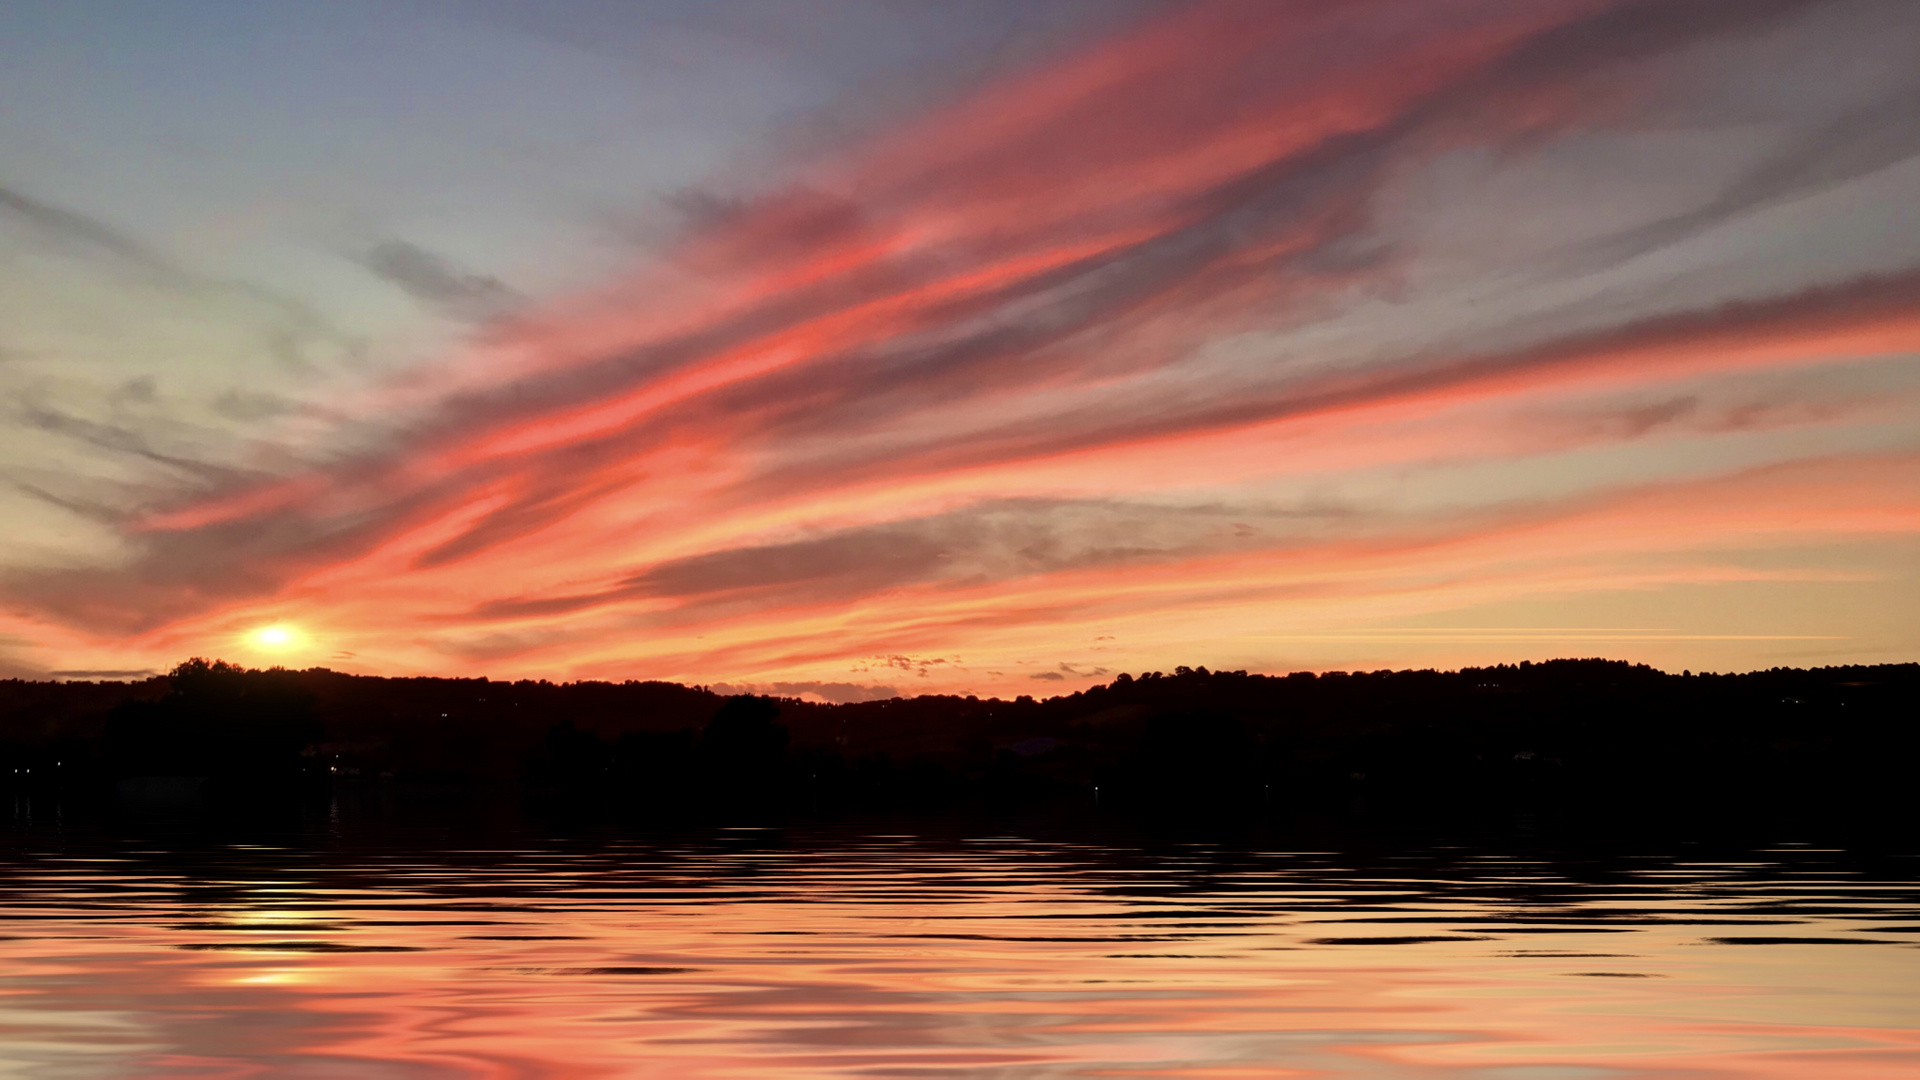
[3,0,1917,698]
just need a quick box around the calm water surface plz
[1,821,1916,1078]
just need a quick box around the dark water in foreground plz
[1,819,1916,1078]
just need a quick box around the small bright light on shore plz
[252,624,299,649]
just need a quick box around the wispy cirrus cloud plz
[363,240,522,323]
[2,0,1917,686]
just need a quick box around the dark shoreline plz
[2,658,1915,840]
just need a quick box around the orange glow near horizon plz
[6,0,1919,695]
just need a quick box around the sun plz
[250,624,303,650]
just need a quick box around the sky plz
[2,0,1917,699]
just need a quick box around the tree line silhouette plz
[1,658,1914,830]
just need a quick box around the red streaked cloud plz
[3,0,1917,687]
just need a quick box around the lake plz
[1,816,1916,1077]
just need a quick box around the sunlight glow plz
[7,0,1914,688]
[250,624,303,651]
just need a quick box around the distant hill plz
[2,658,1915,832]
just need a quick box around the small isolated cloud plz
[364,240,519,322]
[1032,662,1108,681]
[850,654,958,678]
[111,377,158,405]
[0,183,180,278]
[213,389,302,422]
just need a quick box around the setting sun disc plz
[251,624,301,650]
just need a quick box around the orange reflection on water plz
[0,832,1916,1077]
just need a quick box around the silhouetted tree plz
[103,658,321,796]
[699,695,788,804]
[533,719,610,789]
[1109,708,1258,813]
[1,657,1911,831]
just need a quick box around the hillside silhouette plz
[1,659,1915,831]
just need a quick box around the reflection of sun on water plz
[234,970,307,986]
[213,904,334,987]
